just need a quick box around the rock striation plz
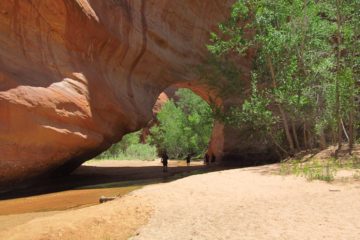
[0,0,240,191]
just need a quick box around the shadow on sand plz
[0,161,228,201]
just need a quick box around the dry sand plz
[1,163,359,240]
[132,165,360,240]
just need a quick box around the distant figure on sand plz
[186,154,191,166]
[204,153,209,165]
[161,151,169,172]
[211,154,216,164]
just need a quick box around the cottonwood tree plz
[149,89,214,158]
[203,0,359,156]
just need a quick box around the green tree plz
[332,0,360,154]
[203,0,359,156]
[150,89,214,158]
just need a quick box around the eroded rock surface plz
[0,0,237,190]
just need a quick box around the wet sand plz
[1,159,205,200]
[0,159,208,236]
[0,186,140,231]
[0,194,152,240]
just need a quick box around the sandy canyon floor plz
[0,160,359,240]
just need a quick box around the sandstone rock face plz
[140,91,169,143]
[0,0,239,191]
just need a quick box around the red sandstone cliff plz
[0,0,237,190]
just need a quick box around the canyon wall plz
[0,0,237,190]
[0,0,276,191]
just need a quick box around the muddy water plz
[0,186,140,215]
[0,160,208,232]
[0,185,141,231]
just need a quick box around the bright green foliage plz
[149,89,214,158]
[114,131,140,153]
[97,89,214,160]
[97,131,157,160]
[227,77,276,135]
[149,101,188,157]
[197,56,244,101]
[120,143,157,160]
[203,0,359,153]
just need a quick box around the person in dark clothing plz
[186,154,191,166]
[161,151,169,172]
[211,154,216,163]
[204,153,210,165]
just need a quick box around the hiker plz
[211,154,216,164]
[161,151,169,172]
[204,153,210,165]
[186,154,191,166]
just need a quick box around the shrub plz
[96,132,157,160]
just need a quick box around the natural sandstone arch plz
[166,81,280,165]
[169,82,225,160]
[139,83,224,161]
[0,0,239,191]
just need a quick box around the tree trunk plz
[349,96,354,155]
[269,131,289,156]
[279,106,295,155]
[307,129,314,150]
[341,119,350,142]
[319,129,327,150]
[266,56,295,155]
[331,128,336,145]
[303,123,308,149]
[334,0,343,157]
[291,119,301,151]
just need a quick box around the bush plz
[122,143,157,160]
[96,132,157,160]
[280,158,337,182]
